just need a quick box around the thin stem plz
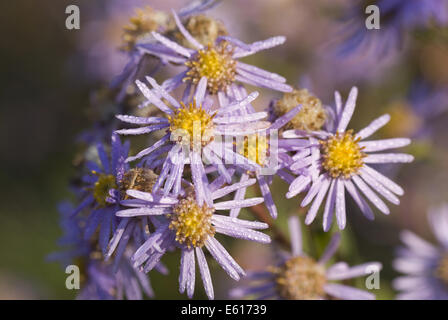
[248,203,291,251]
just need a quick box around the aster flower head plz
[116,76,297,198]
[230,216,381,300]
[393,204,448,300]
[116,177,271,300]
[112,0,222,101]
[284,87,414,231]
[72,134,130,254]
[138,10,292,95]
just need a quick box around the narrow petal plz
[359,138,411,152]
[352,175,390,215]
[344,180,375,220]
[324,283,375,300]
[305,178,331,225]
[337,87,358,133]
[356,114,390,140]
[196,247,214,300]
[319,233,341,264]
[364,153,414,164]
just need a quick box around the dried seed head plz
[271,256,327,300]
[121,6,170,51]
[120,168,158,199]
[274,89,327,131]
[173,14,228,49]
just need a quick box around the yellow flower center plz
[120,168,158,199]
[184,42,237,94]
[321,130,366,179]
[435,254,448,286]
[92,173,117,207]
[271,256,327,300]
[168,196,215,248]
[167,101,215,148]
[274,89,327,131]
[236,134,269,167]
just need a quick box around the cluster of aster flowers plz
[49,0,443,300]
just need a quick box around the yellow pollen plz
[92,173,117,207]
[274,89,327,131]
[167,100,215,148]
[168,196,215,248]
[270,256,327,300]
[435,254,448,286]
[320,130,366,179]
[184,42,237,94]
[120,168,158,199]
[236,134,269,167]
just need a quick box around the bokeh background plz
[1,0,447,299]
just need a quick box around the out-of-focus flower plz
[393,204,448,300]
[333,0,448,58]
[169,14,228,49]
[284,87,414,231]
[230,216,381,300]
[117,180,271,299]
[72,134,129,254]
[269,88,328,132]
[139,11,291,95]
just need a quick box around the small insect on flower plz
[394,204,448,300]
[137,10,291,96]
[230,216,382,300]
[284,87,414,231]
[116,177,271,300]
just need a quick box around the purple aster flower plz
[48,201,155,300]
[112,1,223,102]
[116,177,271,300]
[47,201,92,266]
[116,76,290,198]
[393,204,448,300]
[72,134,130,254]
[230,216,381,300]
[137,10,291,95]
[333,0,448,58]
[284,87,414,231]
[76,248,156,300]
